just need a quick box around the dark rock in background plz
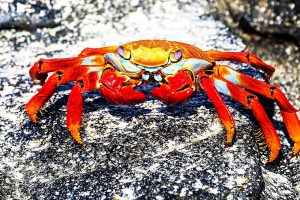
[208,0,300,45]
[0,0,61,30]
[0,0,299,199]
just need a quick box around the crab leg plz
[198,72,235,145]
[25,66,101,123]
[212,75,281,162]
[78,46,117,57]
[30,46,117,83]
[67,81,84,144]
[205,50,275,80]
[25,73,58,123]
[29,55,105,84]
[214,65,300,155]
[65,68,104,144]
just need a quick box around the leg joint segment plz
[56,71,63,80]
[269,85,276,96]
[245,52,251,62]
[78,80,84,88]
[247,95,257,106]
[38,60,43,70]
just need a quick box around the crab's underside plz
[25,40,300,162]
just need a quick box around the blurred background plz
[0,0,299,199]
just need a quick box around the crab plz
[25,40,300,162]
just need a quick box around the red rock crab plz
[25,40,300,162]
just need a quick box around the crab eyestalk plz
[169,49,182,63]
[118,45,131,60]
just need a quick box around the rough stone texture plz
[208,0,300,45]
[0,0,299,199]
[0,0,61,30]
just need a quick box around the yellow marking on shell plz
[129,46,172,67]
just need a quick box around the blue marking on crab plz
[154,74,163,82]
[186,59,212,74]
[213,79,231,95]
[161,60,185,75]
[81,56,96,65]
[104,53,142,73]
[161,59,212,75]
[88,67,103,73]
[142,74,150,81]
[222,68,240,85]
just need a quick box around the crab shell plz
[121,40,212,65]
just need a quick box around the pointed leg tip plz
[25,106,39,123]
[293,142,300,156]
[75,137,83,145]
[71,131,83,145]
[225,138,233,147]
[68,125,83,144]
[268,150,280,163]
[225,128,235,146]
[28,113,39,123]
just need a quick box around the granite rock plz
[208,0,300,45]
[0,0,61,30]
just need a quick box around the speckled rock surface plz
[0,0,299,199]
[208,0,300,45]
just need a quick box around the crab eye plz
[118,46,131,60]
[169,49,182,62]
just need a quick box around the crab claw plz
[100,85,147,105]
[151,70,194,105]
[100,69,146,105]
